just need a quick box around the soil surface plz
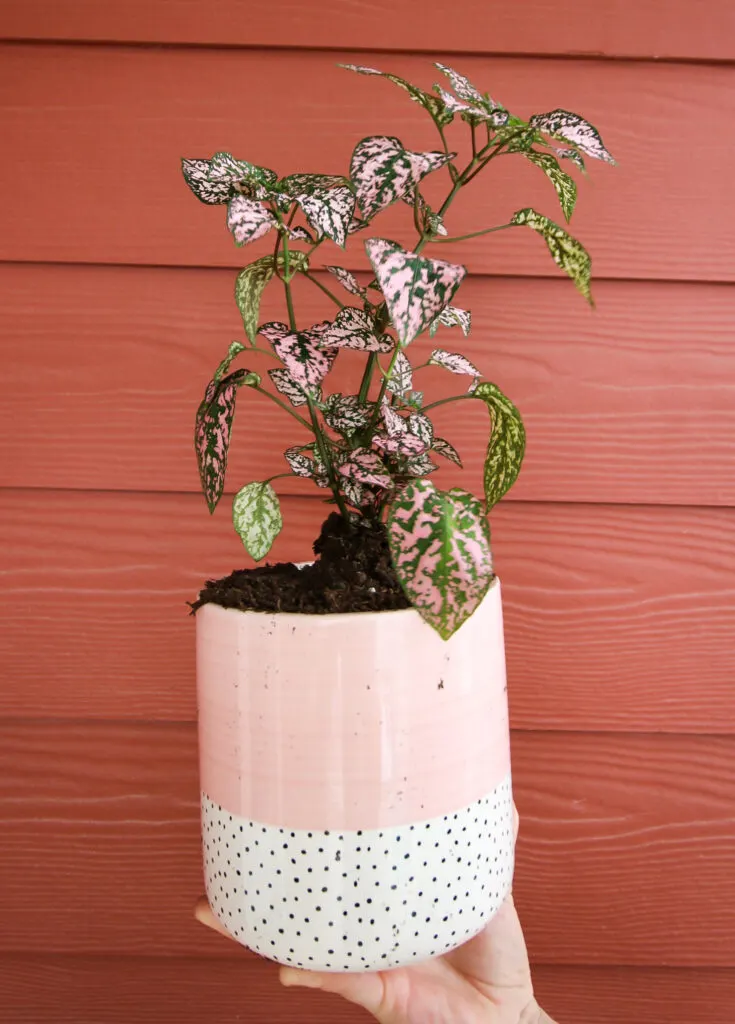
[191,513,412,615]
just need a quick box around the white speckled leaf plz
[428,349,479,379]
[434,62,486,106]
[339,448,393,489]
[472,381,526,509]
[320,307,392,352]
[555,147,586,171]
[529,110,615,164]
[339,64,452,125]
[259,320,334,390]
[294,186,356,248]
[287,225,314,242]
[405,452,439,476]
[351,137,454,220]
[181,159,231,205]
[323,394,371,436]
[386,350,413,395]
[324,265,367,298]
[341,477,368,508]
[267,367,309,407]
[278,173,350,195]
[511,208,592,302]
[432,437,463,467]
[388,481,493,639]
[366,238,466,345]
[525,151,577,222]
[428,306,472,338]
[226,197,276,246]
[284,446,316,479]
[232,481,282,561]
[408,412,434,447]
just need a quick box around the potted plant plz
[185,61,614,972]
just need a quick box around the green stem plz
[431,222,517,244]
[263,472,295,486]
[303,271,345,309]
[422,393,471,414]
[253,385,312,430]
[307,396,350,519]
[358,352,378,404]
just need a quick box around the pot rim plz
[194,575,499,624]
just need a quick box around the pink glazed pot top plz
[196,580,510,832]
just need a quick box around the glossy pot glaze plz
[196,578,513,972]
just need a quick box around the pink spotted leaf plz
[374,432,427,456]
[324,266,367,298]
[268,367,310,407]
[350,137,455,221]
[226,196,277,246]
[287,225,314,242]
[319,306,392,352]
[428,306,472,338]
[181,159,232,205]
[387,481,494,639]
[529,110,616,164]
[366,239,466,346]
[339,448,393,489]
[195,363,255,514]
[259,321,334,391]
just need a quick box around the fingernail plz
[280,967,323,989]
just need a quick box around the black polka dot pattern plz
[201,775,513,972]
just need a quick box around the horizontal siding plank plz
[2,957,735,1024]
[3,265,734,506]
[1,723,734,966]
[2,0,734,61]
[1,47,734,281]
[2,491,733,732]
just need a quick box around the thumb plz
[280,966,388,1020]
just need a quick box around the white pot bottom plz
[202,773,514,972]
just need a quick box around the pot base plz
[202,775,514,972]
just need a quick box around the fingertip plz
[280,966,323,989]
[193,897,231,938]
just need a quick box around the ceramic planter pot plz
[196,577,513,972]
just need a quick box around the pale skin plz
[194,811,557,1024]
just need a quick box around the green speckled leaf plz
[232,481,282,561]
[472,381,526,509]
[235,252,309,343]
[525,151,577,222]
[511,207,592,303]
[339,64,452,126]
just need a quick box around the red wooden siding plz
[2,2,734,1021]
[2,0,734,60]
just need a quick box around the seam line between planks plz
[2,258,735,290]
[1,36,734,67]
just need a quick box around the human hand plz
[195,810,554,1024]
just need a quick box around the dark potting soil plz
[191,513,413,615]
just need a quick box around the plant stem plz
[358,352,378,404]
[253,385,312,430]
[431,222,516,244]
[263,472,295,486]
[280,228,350,519]
[303,271,345,309]
[307,396,350,518]
[422,393,471,413]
